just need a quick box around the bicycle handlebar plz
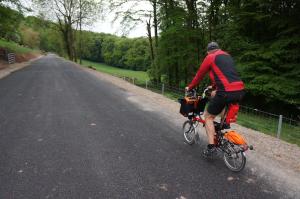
[185,87,213,98]
[185,89,197,98]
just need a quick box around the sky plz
[20,0,151,38]
[90,14,148,38]
[90,1,152,38]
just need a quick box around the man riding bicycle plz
[186,42,245,157]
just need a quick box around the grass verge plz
[82,60,149,82]
[237,112,300,146]
[0,39,37,54]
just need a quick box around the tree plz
[19,24,40,48]
[154,0,299,115]
[201,0,300,115]
[0,0,29,11]
[78,0,101,63]
[0,5,23,41]
[34,0,100,61]
[108,0,161,81]
[23,16,66,55]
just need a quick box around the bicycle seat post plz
[220,105,229,130]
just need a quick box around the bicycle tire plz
[223,143,246,172]
[182,120,196,145]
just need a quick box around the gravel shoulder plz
[78,64,300,198]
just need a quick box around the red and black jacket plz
[188,50,244,92]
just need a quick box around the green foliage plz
[0,6,65,56]
[78,31,104,62]
[157,1,205,86]
[82,60,149,82]
[22,16,65,56]
[0,5,23,41]
[217,0,300,110]
[124,39,151,71]
[0,0,28,11]
[19,24,40,48]
[152,0,300,117]
[238,112,300,146]
[0,38,37,53]
[80,32,150,71]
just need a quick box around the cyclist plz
[185,42,245,157]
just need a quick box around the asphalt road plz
[0,55,283,198]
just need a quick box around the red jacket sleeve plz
[188,55,212,90]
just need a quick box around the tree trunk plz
[184,67,188,84]
[72,29,77,62]
[185,0,198,81]
[79,0,82,64]
[146,18,157,82]
[153,0,158,48]
[175,62,179,87]
[168,66,172,86]
[146,19,155,62]
[152,0,160,83]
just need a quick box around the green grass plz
[238,112,300,146]
[237,112,278,136]
[82,59,300,146]
[82,60,149,82]
[0,39,37,54]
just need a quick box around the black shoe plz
[202,147,216,158]
[223,122,231,129]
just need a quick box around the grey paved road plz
[0,55,283,198]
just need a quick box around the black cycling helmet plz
[207,42,220,51]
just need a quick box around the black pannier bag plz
[179,97,208,117]
[179,97,198,117]
[194,97,208,114]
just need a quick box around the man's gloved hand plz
[204,85,216,98]
[185,86,190,92]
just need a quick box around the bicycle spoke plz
[233,157,237,168]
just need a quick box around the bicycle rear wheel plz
[223,143,246,172]
[182,120,197,145]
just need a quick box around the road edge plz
[0,55,44,79]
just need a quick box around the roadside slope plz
[0,39,43,75]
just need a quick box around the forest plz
[0,0,299,117]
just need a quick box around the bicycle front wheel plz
[182,120,197,145]
[223,144,246,172]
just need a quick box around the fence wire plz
[117,75,299,145]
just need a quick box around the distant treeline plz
[0,6,65,56]
[79,32,150,71]
[0,6,150,71]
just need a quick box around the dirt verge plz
[15,53,41,63]
[0,53,43,79]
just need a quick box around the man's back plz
[208,50,244,92]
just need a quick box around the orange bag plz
[224,131,247,145]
